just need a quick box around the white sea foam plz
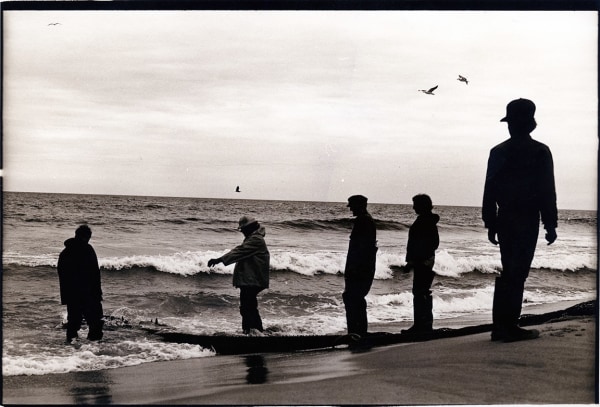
[265,314,349,336]
[434,250,501,276]
[269,250,345,276]
[100,251,232,276]
[2,338,213,377]
[5,245,595,277]
[366,283,595,324]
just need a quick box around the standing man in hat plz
[208,216,270,335]
[343,195,378,340]
[483,98,557,342]
[57,225,104,343]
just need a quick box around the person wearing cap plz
[208,216,270,335]
[57,225,104,343]
[343,195,378,340]
[483,98,558,342]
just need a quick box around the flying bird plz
[419,85,438,95]
[457,75,469,85]
[48,22,61,26]
[235,186,241,193]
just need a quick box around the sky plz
[3,10,598,209]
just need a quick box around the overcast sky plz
[3,10,597,209]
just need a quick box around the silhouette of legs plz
[404,262,434,334]
[84,302,104,341]
[66,303,83,341]
[493,209,540,341]
[240,286,264,334]
[66,301,103,342]
[343,280,372,336]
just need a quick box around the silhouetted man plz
[343,195,378,339]
[58,225,104,343]
[483,98,557,342]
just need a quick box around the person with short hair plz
[343,195,378,339]
[403,194,440,334]
[57,225,104,343]
[483,98,558,342]
[208,216,270,335]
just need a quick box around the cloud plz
[3,10,597,208]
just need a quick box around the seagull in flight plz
[235,186,241,193]
[48,22,61,26]
[419,85,438,95]
[457,75,469,85]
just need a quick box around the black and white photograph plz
[2,4,597,405]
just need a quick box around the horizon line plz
[3,190,596,212]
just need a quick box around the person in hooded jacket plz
[403,194,440,334]
[57,225,103,343]
[208,216,270,335]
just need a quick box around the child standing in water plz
[404,194,440,334]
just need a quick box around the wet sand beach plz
[3,313,596,405]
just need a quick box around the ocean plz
[2,191,596,376]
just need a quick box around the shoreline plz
[3,301,597,405]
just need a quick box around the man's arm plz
[209,235,264,267]
[538,146,558,242]
[482,152,500,245]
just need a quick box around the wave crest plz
[4,248,595,278]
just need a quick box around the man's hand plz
[487,228,498,245]
[545,228,557,245]
[207,258,222,268]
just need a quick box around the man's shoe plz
[347,334,372,352]
[491,330,505,341]
[66,333,78,343]
[245,328,265,337]
[65,336,80,345]
[503,327,540,343]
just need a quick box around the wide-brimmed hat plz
[347,195,368,207]
[238,215,258,230]
[500,98,536,122]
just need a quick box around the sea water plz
[2,192,596,376]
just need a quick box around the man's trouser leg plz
[492,276,526,337]
[343,280,371,336]
[84,301,104,341]
[495,210,539,337]
[66,302,83,341]
[240,287,264,333]
[492,276,507,337]
[412,262,435,330]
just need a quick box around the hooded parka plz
[57,237,102,305]
[221,226,270,289]
[406,213,440,263]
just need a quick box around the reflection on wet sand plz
[244,354,269,384]
[70,370,113,405]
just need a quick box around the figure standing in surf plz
[57,225,104,343]
[483,98,558,342]
[343,195,378,341]
[208,216,270,335]
[403,193,440,334]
